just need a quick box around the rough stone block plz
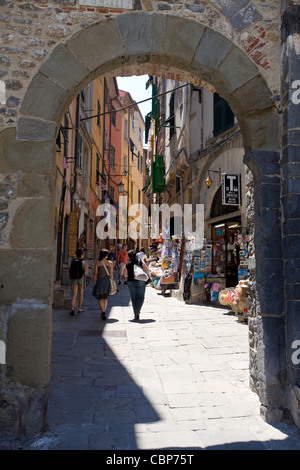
[282,176,300,196]
[255,315,286,407]
[285,283,300,301]
[283,218,300,236]
[191,27,232,84]
[282,194,300,219]
[39,44,89,93]
[7,303,51,387]
[210,0,250,18]
[256,183,281,209]
[241,109,279,152]
[150,13,166,57]
[282,235,300,259]
[0,249,54,304]
[0,128,55,173]
[116,12,151,55]
[215,46,258,95]
[17,117,56,142]
[244,150,280,180]
[20,72,67,122]
[231,75,274,117]
[282,104,300,131]
[282,129,300,147]
[281,145,300,164]
[163,16,205,66]
[67,19,125,73]
[11,198,55,249]
[284,259,300,284]
[229,4,262,31]
[18,174,52,198]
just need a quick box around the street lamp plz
[205,175,212,188]
[205,169,221,188]
[118,181,125,194]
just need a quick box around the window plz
[139,127,142,142]
[96,152,101,185]
[110,144,115,170]
[123,155,128,175]
[213,93,235,137]
[104,128,108,150]
[109,185,115,200]
[140,154,143,174]
[97,99,101,127]
[169,91,175,140]
[111,107,116,126]
[77,132,83,169]
[132,114,135,130]
[124,119,128,139]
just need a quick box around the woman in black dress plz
[93,249,113,320]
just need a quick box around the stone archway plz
[0,12,289,436]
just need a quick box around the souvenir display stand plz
[181,234,249,307]
[218,279,249,322]
[148,238,181,296]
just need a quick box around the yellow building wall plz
[91,77,105,196]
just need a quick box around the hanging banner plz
[222,174,240,206]
[69,212,78,257]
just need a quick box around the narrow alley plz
[7,279,300,451]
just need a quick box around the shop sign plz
[222,174,240,205]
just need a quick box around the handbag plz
[102,262,117,295]
[133,262,148,282]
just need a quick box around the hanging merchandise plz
[147,238,181,297]
[210,282,220,301]
[218,279,249,322]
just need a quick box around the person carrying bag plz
[92,249,116,320]
[124,250,150,321]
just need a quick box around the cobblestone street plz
[4,280,300,451]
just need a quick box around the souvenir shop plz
[147,215,249,320]
[148,237,182,297]
[190,215,249,320]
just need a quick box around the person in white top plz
[136,247,148,264]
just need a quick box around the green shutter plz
[152,155,165,193]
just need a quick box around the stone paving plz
[2,278,300,451]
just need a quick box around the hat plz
[218,289,229,305]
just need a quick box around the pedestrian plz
[69,248,87,316]
[92,249,114,320]
[136,247,148,264]
[117,243,128,285]
[107,243,116,266]
[124,250,150,321]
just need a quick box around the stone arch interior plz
[0,12,287,438]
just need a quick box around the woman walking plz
[124,250,150,321]
[93,249,113,320]
[69,248,87,316]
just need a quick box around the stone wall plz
[0,0,282,135]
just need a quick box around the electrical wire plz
[80,82,189,122]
